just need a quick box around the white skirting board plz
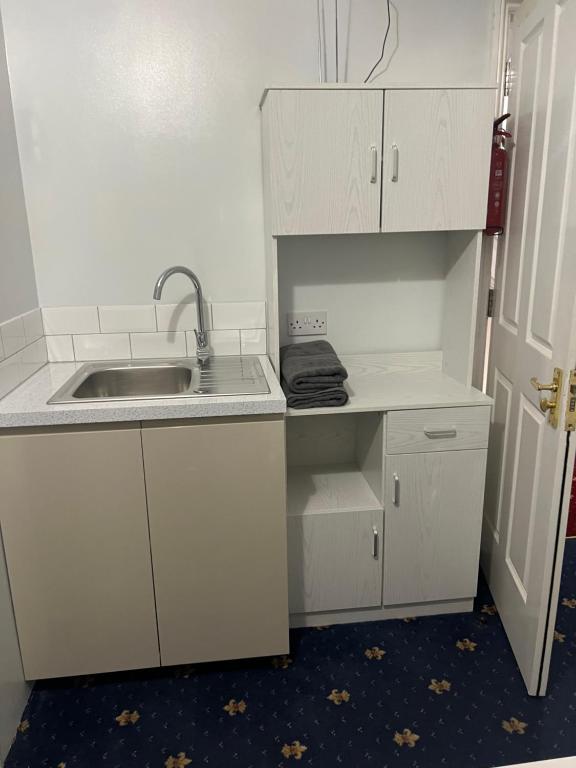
[289,598,474,628]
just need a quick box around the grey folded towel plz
[281,379,349,409]
[280,341,348,393]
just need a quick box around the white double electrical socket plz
[287,311,327,336]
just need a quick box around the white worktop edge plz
[0,356,286,428]
[286,352,492,416]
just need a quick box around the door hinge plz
[504,58,513,97]
[487,288,495,318]
[565,369,576,431]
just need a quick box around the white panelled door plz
[482,0,576,695]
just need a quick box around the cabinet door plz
[142,417,289,666]
[288,510,383,613]
[381,89,493,232]
[263,90,383,235]
[0,427,159,679]
[384,450,487,605]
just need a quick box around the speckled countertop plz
[0,356,286,428]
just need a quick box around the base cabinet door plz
[0,427,159,679]
[384,450,487,605]
[142,417,289,666]
[288,510,383,614]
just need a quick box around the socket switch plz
[287,311,327,336]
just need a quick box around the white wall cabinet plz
[0,426,159,680]
[261,86,494,236]
[263,89,383,235]
[383,449,487,606]
[142,417,289,667]
[381,89,494,232]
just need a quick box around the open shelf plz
[287,463,383,517]
[286,352,492,417]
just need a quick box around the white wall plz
[0,0,502,309]
[0,10,37,324]
[278,233,449,354]
[0,12,31,760]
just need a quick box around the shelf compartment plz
[286,411,384,512]
[287,463,382,516]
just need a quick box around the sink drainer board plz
[48,357,270,404]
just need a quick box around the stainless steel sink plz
[48,357,270,404]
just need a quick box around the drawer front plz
[386,406,490,454]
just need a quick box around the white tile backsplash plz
[0,302,268,391]
[211,301,266,330]
[22,308,44,345]
[0,354,24,399]
[99,305,157,333]
[20,337,48,371]
[155,301,212,332]
[73,333,131,361]
[130,331,187,359]
[43,306,100,335]
[46,335,75,362]
[0,315,26,357]
[0,337,47,399]
[186,329,241,356]
[240,328,267,355]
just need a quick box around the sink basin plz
[48,357,270,404]
[73,365,192,399]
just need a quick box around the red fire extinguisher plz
[485,113,511,236]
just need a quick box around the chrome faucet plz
[153,266,210,361]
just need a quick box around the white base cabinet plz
[384,449,487,605]
[287,509,383,613]
[286,406,491,625]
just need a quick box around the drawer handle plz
[393,472,400,506]
[372,526,379,559]
[424,428,457,439]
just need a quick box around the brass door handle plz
[538,396,556,413]
[530,368,563,427]
[530,377,559,392]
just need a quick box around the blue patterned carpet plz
[6,540,576,768]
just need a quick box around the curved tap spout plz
[153,266,209,361]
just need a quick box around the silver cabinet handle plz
[372,526,379,559]
[393,472,400,506]
[424,428,457,439]
[391,144,399,182]
[370,146,378,183]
